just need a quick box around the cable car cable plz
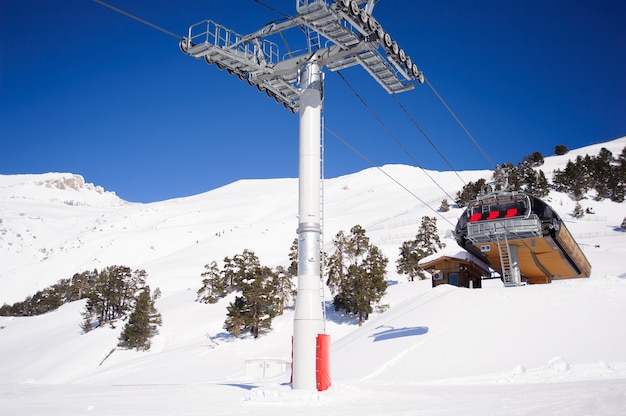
[424,76,497,170]
[390,94,467,187]
[335,71,459,205]
[92,0,182,40]
[253,0,292,18]
[325,125,457,229]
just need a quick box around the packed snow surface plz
[1,138,625,415]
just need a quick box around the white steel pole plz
[293,60,325,390]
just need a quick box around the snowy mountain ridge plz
[2,137,624,303]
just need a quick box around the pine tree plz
[326,230,348,300]
[326,225,388,326]
[554,144,569,155]
[223,251,279,338]
[439,199,450,212]
[592,148,613,200]
[272,265,296,315]
[415,216,445,256]
[493,163,520,191]
[243,265,278,338]
[610,153,626,202]
[523,151,544,167]
[456,178,492,207]
[80,303,96,332]
[222,256,237,294]
[580,155,595,198]
[396,216,445,281]
[287,237,298,277]
[232,249,261,291]
[518,162,536,194]
[118,288,162,351]
[396,240,421,282]
[573,202,585,219]
[224,296,246,338]
[535,170,550,197]
[197,260,226,304]
[71,269,98,301]
[553,157,588,200]
[351,244,388,324]
[518,162,549,197]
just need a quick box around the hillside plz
[1,137,625,415]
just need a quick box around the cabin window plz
[449,273,459,286]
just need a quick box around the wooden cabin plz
[419,249,491,289]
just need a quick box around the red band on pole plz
[316,334,331,391]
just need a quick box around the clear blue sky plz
[1,0,624,202]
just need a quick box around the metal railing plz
[467,215,543,243]
[186,20,280,66]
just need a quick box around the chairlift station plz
[178,0,424,390]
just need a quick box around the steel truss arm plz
[180,0,423,111]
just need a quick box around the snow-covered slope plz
[0,166,493,303]
[1,137,625,415]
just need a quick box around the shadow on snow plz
[369,325,429,342]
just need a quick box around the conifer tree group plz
[456,178,492,207]
[80,266,149,331]
[197,248,296,339]
[0,264,164,350]
[76,266,163,351]
[200,226,392,331]
[553,147,626,202]
[455,146,626,205]
[0,269,99,317]
[326,225,388,326]
[0,266,163,351]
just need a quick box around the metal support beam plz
[293,60,325,390]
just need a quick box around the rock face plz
[0,173,124,207]
[36,174,102,193]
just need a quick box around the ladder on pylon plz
[319,110,327,328]
[306,26,322,52]
[496,234,515,287]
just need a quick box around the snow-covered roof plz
[419,244,491,273]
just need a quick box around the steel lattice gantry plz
[180,0,423,113]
